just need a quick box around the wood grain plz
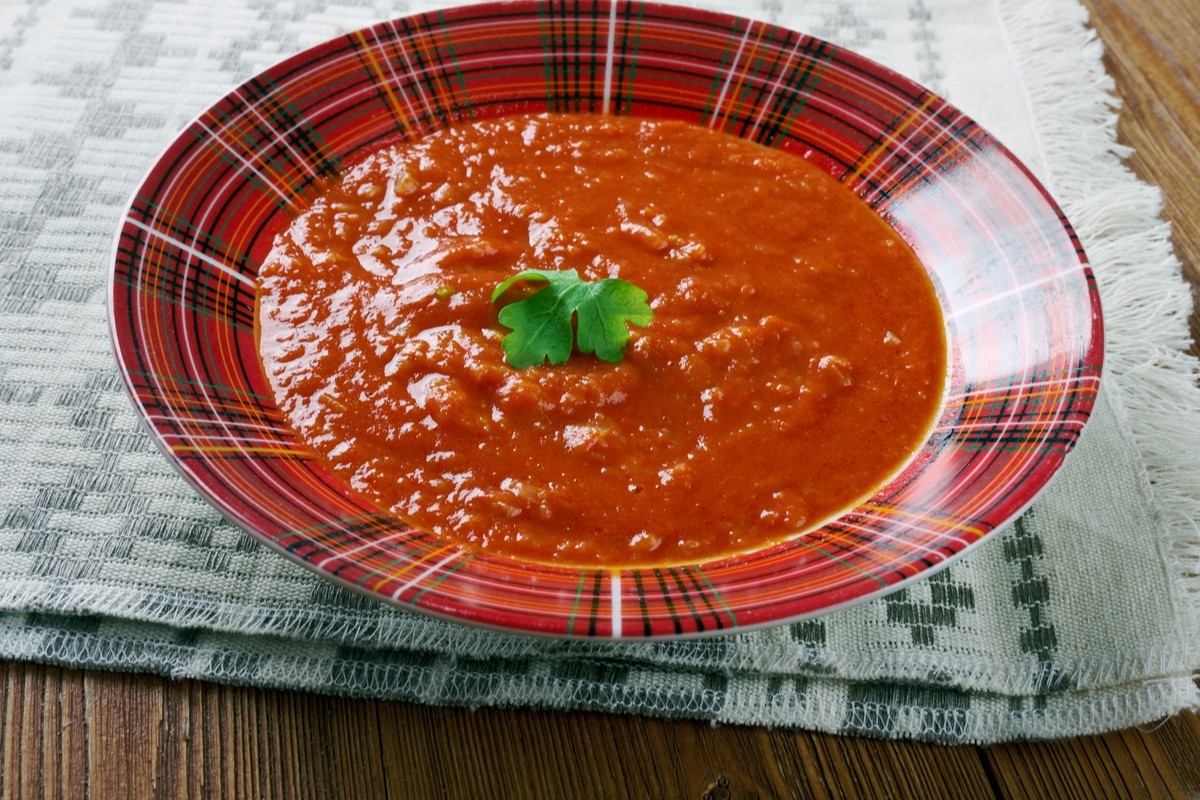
[984,715,1200,799]
[5,663,1199,799]
[1,664,86,800]
[3,665,998,799]
[2,0,1198,797]
[378,702,997,798]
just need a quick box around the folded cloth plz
[1,0,1197,744]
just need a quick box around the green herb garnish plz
[490,269,653,369]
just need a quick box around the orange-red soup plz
[257,113,947,567]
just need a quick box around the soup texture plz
[257,113,947,567]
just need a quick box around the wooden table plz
[3,0,1198,796]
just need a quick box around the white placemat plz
[1,0,1197,743]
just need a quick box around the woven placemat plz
[1,0,1197,743]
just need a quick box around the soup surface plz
[257,113,946,567]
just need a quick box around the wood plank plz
[983,712,1200,799]
[16,669,404,800]
[17,661,1192,800]
[375,703,995,799]
[82,671,165,798]
[1,663,88,800]
[153,677,392,799]
[155,679,202,799]
[781,729,996,799]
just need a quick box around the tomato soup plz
[257,113,947,567]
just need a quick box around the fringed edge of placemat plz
[997,0,1200,698]
[3,609,1196,744]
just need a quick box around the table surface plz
[3,0,1199,796]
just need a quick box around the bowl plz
[108,0,1102,639]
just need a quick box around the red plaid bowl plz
[109,1,1102,638]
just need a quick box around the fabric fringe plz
[997,0,1200,669]
[3,569,1197,698]
[3,616,1196,744]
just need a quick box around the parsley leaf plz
[490,269,653,369]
